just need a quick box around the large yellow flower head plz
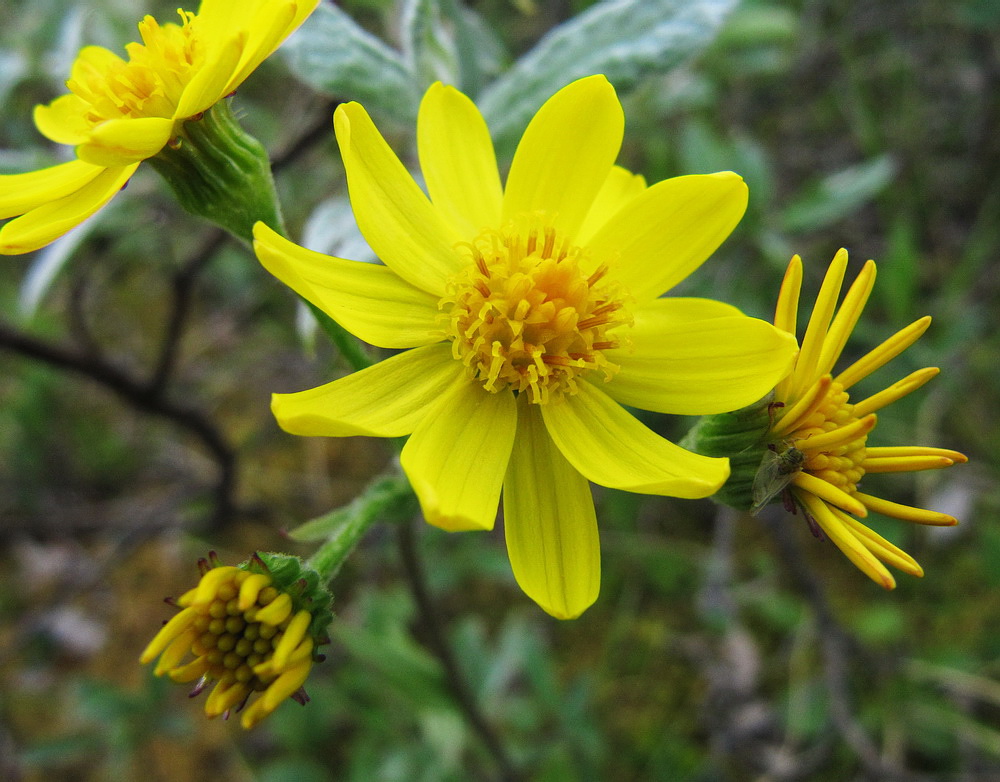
[254,75,798,619]
[0,0,318,255]
[762,250,968,587]
[140,552,332,729]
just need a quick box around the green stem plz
[149,100,284,243]
[301,474,418,582]
[304,300,373,373]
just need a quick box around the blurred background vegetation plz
[1,0,998,779]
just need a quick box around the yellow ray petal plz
[772,375,832,438]
[174,31,247,119]
[585,172,748,304]
[76,116,175,166]
[630,296,745,321]
[0,159,105,220]
[855,492,958,526]
[271,343,461,438]
[261,661,312,711]
[205,679,249,717]
[864,446,967,462]
[335,101,464,295]
[0,163,138,255]
[502,75,623,242]
[238,573,271,610]
[793,413,876,452]
[772,255,803,401]
[400,380,516,531]
[253,223,442,349]
[271,610,311,669]
[541,380,729,497]
[256,593,292,625]
[139,606,198,664]
[417,82,502,238]
[790,471,868,517]
[604,310,796,415]
[32,94,92,145]
[831,505,923,577]
[503,397,599,620]
[167,655,211,683]
[785,248,848,400]
[69,45,126,82]
[862,454,956,473]
[815,259,876,378]
[773,255,803,336]
[576,165,647,245]
[852,367,940,418]
[224,0,315,95]
[154,626,198,676]
[796,490,896,589]
[191,566,239,605]
[834,316,932,390]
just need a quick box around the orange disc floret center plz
[68,11,204,124]
[786,380,867,494]
[441,219,630,404]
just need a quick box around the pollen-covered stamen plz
[784,379,868,501]
[442,219,631,403]
[67,10,206,125]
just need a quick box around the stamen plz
[442,219,627,402]
[791,472,867,516]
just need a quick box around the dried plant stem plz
[395,521,522,782]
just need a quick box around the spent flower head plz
[689,250,967,588]
[254,75,798,618]
[0,0,317,254]
[140,552,332,729]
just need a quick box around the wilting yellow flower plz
[764,249,967,587]
[0,0,317,254]
[254,76,797,619]
[140,552,330,729]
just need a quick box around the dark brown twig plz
[0,321,237,528]
[148,228,229,391]
[395,521,522,782]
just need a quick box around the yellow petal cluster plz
[140,560,318,729]
[255,75,799,619]
[0,0,318,254]
[769,250,967,587]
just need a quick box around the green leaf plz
[281,4,421,127]
[294,473,418,582]
[780,154,897,233]
[291,473,417,542]
[400,0,461,87]
[399,0,507,97]
[479,0,739,152]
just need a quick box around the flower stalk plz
[149,100,284,243]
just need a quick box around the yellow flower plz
[140,552,330,729]
[0,0,317,255]
[766,249,967,588]
[254,75,798,619]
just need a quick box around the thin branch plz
[148,228,229,391]
[395,521,523,782]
